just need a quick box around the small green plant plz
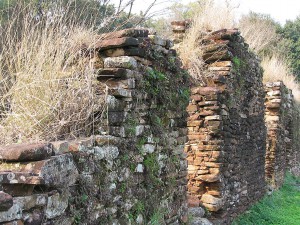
[119,182,127,193]
[149,210,165,225]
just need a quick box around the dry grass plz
[0,3,107,145]
[262,56,300,102]
[239,13,279,55]
[177,0,236,84]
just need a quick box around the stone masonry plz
[0,29,189,224]
[179,28,267,224]
[265,82,294,188]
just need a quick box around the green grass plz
[232,173,300,225]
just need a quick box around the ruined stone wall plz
[182,28,266,224]
[0,29,189,225]
[265,82,294,188]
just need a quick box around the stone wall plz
[265,82,294,188]
[0,29,189,225]
[182,29,266,224]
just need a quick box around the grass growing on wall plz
[232,173,300,225]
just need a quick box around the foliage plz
[277,17,300,79]
[239,12,282,56]
[232,173,300,225]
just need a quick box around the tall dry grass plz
[0,2,107,145]
[262,56,300,102]
[177,0,236,84]
[239,13,279,55]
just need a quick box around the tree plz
[278,17,300,78]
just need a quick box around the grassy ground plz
[232,173,300,225]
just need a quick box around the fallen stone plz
[104,56,137,69]
[0,191,13,211]
[0,143,53,162]
[95,37,139,50]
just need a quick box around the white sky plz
[111,0,300,25]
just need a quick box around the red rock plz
[0,143,53,162]
[0,191,13,211]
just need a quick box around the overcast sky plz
[112,0,300,25]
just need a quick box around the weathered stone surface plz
[0,143,53,162]
[45,191,69,219]
[0,192,13,211]
[95,37,139,50]
[195,174,220,182]
[104,56,137,69]
[0,154,78,187]
[0,202,22,222]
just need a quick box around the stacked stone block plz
[182,29,266,223]
[0,28,189,224]
[265,82,294,188]
[0,143,79,224]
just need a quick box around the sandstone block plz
[0,143,53,162]
[195,174,220,182]
[102,47,145,57]
[201,194,223,211]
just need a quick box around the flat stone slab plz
[95,37,139,50]
[0,154,78,187]
[0,143,53,162]
[0,192,67,222]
